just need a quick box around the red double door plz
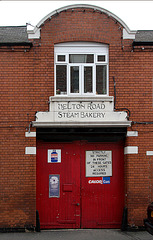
[36,140,124,229]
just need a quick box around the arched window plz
[54,42,109,96]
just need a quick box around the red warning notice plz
[88,177,103,184]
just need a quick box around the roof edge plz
[0,42,33,47]
[133,41,153,46]
[0,25,27,28]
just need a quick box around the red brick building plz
[1,4,153,230]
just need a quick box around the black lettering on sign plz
[87,103,105,110]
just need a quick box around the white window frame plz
[54,42,109,97]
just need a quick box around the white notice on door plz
[86,150,112,177]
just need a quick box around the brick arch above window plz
[27,4,136,40]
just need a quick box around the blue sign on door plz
[49,175,60,198]
[103,177,110,184]
[51,150,58,162]
[48,149,61,163]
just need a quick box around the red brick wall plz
[125,125,153,226]
[1,7,153,228]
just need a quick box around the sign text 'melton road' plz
[57,102,106,110]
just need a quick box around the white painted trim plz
[25,147,36,155]
[27,28,41,39]
[27,4,136,40]
[127,131,138,137]
[25,132,36,137]
[50,96,114,102]
[124,146,138,155]
[54,42,109,51]
[146,151,153,156]
[32,121,131,128]
[123,28,136,40]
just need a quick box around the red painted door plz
[80,141,124,228]
[36,141,81,229]
[36,140,124,229]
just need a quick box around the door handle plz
[72,202,80,206]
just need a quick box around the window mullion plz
[67,64,69,96]
[81,65,83,95]
[93,65,96,95]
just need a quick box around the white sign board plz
[33,97,131,128]
[86,150,112,177]
[48,149,61,163]
[50,98,114,122]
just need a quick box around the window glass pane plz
[84,67,93,93]
[70,66,79,93]
[56,65,67,94]
[57,55,65,62]
[69,54,94,63]
[97,55,105,62]
[96,65,107,94]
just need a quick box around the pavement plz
[0,229,152,240]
